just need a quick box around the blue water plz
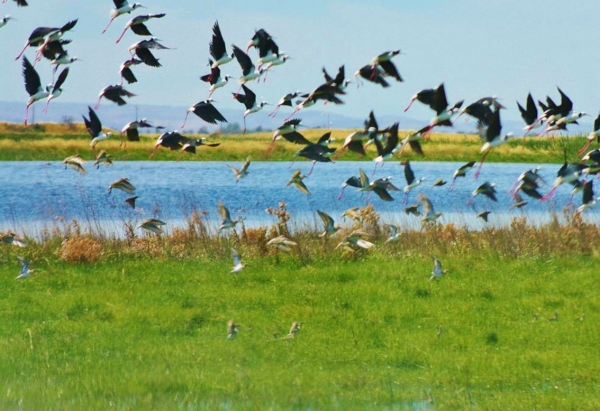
[0,160,595,237]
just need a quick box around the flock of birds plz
[4,2,600,328]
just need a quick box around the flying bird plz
[218,200,243,231]
[95,85,136,109]
[115,13,166,44]
[94,150,114,168]
[21,56,50,125]
[181,99,227,128]
[227,156,251,183]
[83,106,112,151]
[430,256,446,280]
[286,169,310,194]
[138,218,166,234]
[232,84,268,133]
[120,118,153,146]
[267,235,298,252]
[16,256,34,280]
[317,210,340,237]
[62,155,87,174]
[102,0,146,34]
[209,21,234,67]
[119,57,144,85]
[230,249,245,273]
[42,67,69,113]
[108,177,136,194]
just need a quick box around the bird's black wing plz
[210,21,227,60]
[121,67,138,84]
[232,45,253,75]
[22,56,42,96]
[130,23,153,36]
[53,67,69,91]
[126,128,140,141]
[378,60,402,82]
[135,48,161,67]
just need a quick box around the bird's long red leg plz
[115,28,128,44]
[577,140,592,156]
[307,161,316,176]
[180,111,191,129]
[473,152,490,179]
[337,186,346,201]
[287,160,295,169]
[284,107,300,122]
[448,178,456,191]
[243,116,247,134]
[14,43,29,61]
[149,146,159,159]
[540,186,558,202]
[94,97,103,110]
[102,18,116,34]
[24,104,31,125]
[268,105,280,117]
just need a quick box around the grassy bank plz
[0,122,591,163]
[1,210,600,409]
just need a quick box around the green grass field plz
[1,125,600,409]
[1,213,600,410]
[0,122,593,163]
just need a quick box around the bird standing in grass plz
[16,256,34,279]
[227,319,239,339]
[288,321,302,338]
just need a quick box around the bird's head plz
[132,3,146,10]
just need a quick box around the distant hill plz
[0,101,590,136]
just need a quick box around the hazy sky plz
[1,0,598,129]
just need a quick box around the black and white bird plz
[128,37,171,67]
[120,118,153,146]
[370,50,403,82]
[2,0,28,7]
[200,64,233,98]
[102,0,146,34]
[474,109,514,179]
[268,90,302,117]
[181,99,227,129]
[232,44,264,88]
[83,106,112,152]
[34,19,78,61]
[468,182,498,204]
[268,118,311,152]
[448,161,476,190]
[149,131,187,158]
[209,21,234,67]
[517,93,540,135]
[21,56,50,125]
[115,13,166,44]
[232,84,268,133]
[16,25,62,60]
[577,180,599,213]
[401,160,425,204]
[119,57,144,84]
[577,113,600,155]
[404,86,437,112]
[423,84,464,135]
[42,66,69,113]
[323,65,351,91]
[1,15,15,29]
[95,85,136,109]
